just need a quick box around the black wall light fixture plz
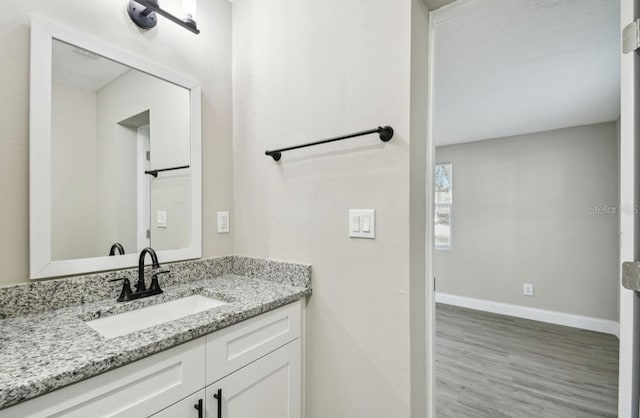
[128,0,200,34]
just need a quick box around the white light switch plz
[349,209,375,239]
[157,211,167,228]
[362,215,371,232]
[351,215,361,233]
[217,211,229,233]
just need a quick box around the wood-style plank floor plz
[436,304,619,418]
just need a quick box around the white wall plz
[434,122,619,321]
[409,0,431,416]
[96,69,190,171]
[151,173,190,251]
[95,71,139,257]
[231,0,428,416]
[0,0,233,284]
[96,69,191,254]
[51,83,99,260]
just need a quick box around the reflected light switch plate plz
[349,209,375,239]
[157,211,167,228]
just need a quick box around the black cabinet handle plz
[213,388,222,418]
[193,398,203,418]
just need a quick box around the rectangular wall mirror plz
[30,19,202,279]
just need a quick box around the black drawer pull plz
[193,398,203,418]
[213,388,222,418]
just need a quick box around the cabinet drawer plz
[206,300,301,385]
[0,338,205,418]
[151,389,206,418]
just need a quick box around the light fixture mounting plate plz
[128,0,158,30]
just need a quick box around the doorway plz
[427,0,622,416]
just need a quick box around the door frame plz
[136,124,151,251]
[426,0,638,416]
[619,0,640,416]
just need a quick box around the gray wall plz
[0,0,233,284]
[231,0,427,416]
[435,122,619,320]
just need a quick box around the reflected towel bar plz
[265,126,394,161]
[145,165,190,177]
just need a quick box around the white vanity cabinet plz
[151,390,206,418]
[0,338,206,418]
[0,300,302,418]
[205,299,301,385]
[205,339,301,418]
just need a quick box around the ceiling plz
[432,0,620,146]
[52,39,131,92]
[425,0,458,10]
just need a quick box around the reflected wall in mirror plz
[51,39,191,261]
[31,19,202,278]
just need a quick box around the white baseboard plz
[435,292,620,338]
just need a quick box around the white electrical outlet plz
[217,211,229,233]
[523,283,534,296]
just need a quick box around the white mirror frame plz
[29,18,202,279]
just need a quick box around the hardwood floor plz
[436,304,619,418]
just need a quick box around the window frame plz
[434,162,452,250]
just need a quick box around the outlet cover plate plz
[217,211,229,233]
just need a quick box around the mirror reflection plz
[51,39,191,261]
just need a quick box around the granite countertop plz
[0,271,311,410]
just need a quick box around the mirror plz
[30,19,202,279]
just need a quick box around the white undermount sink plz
[85,295,228,339]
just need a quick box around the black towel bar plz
[145,165,190,178]
[265,126,394,161]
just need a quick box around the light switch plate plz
[217,211,229,233]
[349,209,375,239]
[157,211,167,228]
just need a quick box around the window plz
[435,162,452,250]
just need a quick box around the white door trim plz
[136,125,151,251]
[426,8,437,418]
[619,0,640,415]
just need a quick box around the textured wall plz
[0,0,233,284]
[51,83,99,260]
[231,0,418,416]
[435,122,619,320]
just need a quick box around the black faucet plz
[136,247,160,292]
[109,247,170,302]
[109,243,125,256]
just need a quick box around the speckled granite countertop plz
[0,257,311,410]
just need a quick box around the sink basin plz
[85,295,228,339]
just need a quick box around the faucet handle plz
[150,270,170,293]
[109,278,133,302]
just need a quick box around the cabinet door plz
[0,338,205,418]
[151,390,206,418]
[206,339,301,418]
